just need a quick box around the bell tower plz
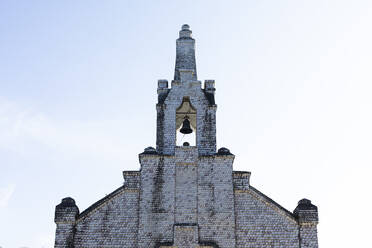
[156,24,217,155]
[138,25,235,248]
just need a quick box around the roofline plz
[77,185,126,221]
[248,185,297,222]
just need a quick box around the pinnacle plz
[182,24,190,30]
[179,24,192,39]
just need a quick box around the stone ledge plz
[176,162,197,166]
[233,171,251,178]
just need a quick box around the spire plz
[174,24,197,81]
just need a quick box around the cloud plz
[0,98,130,161]
[0,184,16,207]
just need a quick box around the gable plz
[234,186,299,247]
[73,186,139,247]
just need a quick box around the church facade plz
[54,25,319,248]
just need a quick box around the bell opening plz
[176,97,196,147]
[177,125,196,146]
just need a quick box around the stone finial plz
[179,24,192,38]
[157,79,168,89]
[217,147,233,155]
[54,197,79,224]
[142,146,157,155]
[294,198,318,224]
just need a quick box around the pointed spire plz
[174,24,197,81]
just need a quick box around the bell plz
[180,117,193,134]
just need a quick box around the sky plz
[1,0,372,247]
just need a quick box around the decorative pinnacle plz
[179,24,192,38]
[182,24,190,30]
[174,24,197,81]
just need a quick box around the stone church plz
[54,25,319,248]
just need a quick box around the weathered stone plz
[54,24,319,248]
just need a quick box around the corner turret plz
[294,199,319,248]
[294,198,319,224]
[55,197,79,223]
[54,197,79,248]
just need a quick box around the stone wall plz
[234,186,299,248]
[175,147,198,224]
[54,164,319,248]
[73,187,139,247]
[138,153,176,247]
[198,154,236,248]
[137,147,238,248]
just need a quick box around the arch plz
[176,97,197,146]
[176,96,197,129]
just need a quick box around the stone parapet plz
[233,171,251,190]
[123,170,141,189]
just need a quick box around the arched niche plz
[176,96,197,146]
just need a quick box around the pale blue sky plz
[1,1,372,247]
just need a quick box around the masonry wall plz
[175,147,198,224]
[137,147,238,248]
[299,224,318,248]
[54,223,75,248]
[234,187,299,248]
[138,154,176,247]
[73,188,139,248]
[198,155,236,248]
[55,166,319,248]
